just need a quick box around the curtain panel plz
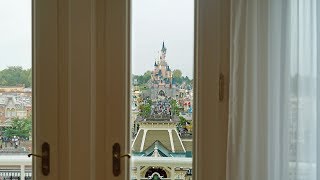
[228,0,319,180]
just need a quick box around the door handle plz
[113,143,131,176]
[28,142,50,176]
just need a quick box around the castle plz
[147,42,179,99]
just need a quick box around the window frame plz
[34,0,230,179]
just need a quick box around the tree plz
[26,68,32,87]
[170,99,181,115]
[179,116,187,126]
[3,118,32,139]
[139,103,151,117]
[142,70,152,84]
[0,66,32,87]
[173,69,182,79]
[133,69,193,86]
[132,70,152,86]
[172,69,184,85]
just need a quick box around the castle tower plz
[160,41,167,60]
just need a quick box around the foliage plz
[172,69,182,79]
[138,98,152,117]
[132,70,152,86]
[146,98,152,105]
[172,69,192,86]
[179,116,187,125]
[178,116,192,132]
[133,69,193,87]
[3,118,32,139]
[0,66,32,87]
[170,99,181,115]
[138,103,151,118]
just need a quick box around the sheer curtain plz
[228,0,319,180]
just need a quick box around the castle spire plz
[161,41,167,53]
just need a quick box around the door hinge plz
[219,73,224,101]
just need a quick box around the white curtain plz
[228,0,319,180]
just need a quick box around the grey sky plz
[0,0,194,78]
[0,0,32,70]
[132,0,194,78]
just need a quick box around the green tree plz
[3,118,32,139]
[0,71,4,85]
[133,69,193,86]
[170,99,181,115]
[179,116,187,125]
[139,103,151,117]
[138,98,153,117]
[146,98,152,105]
[132,70,152,86]
[26,68,32,87]
[0,66,32,87]
[173,69,182,79]
[172,69,183,85]
[142,70,152,84]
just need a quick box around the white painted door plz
[34,0,98,179]
[34,0,230,179]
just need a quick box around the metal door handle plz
[28,142,50,176]
[114,153,131,159]
[113,143,130,176]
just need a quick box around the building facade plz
[0,88,32,126]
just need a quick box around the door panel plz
[104,0,130,179]
[195,0,230,179]
[35,0,99,179]
[34,0,58,179]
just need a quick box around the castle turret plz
[161,41,167,53]
[160,41,167,60]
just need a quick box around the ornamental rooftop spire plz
[161,41,167,53]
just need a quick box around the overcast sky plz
[0,0,32,70]
[0,0,194,77]
[132,0,194,77]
